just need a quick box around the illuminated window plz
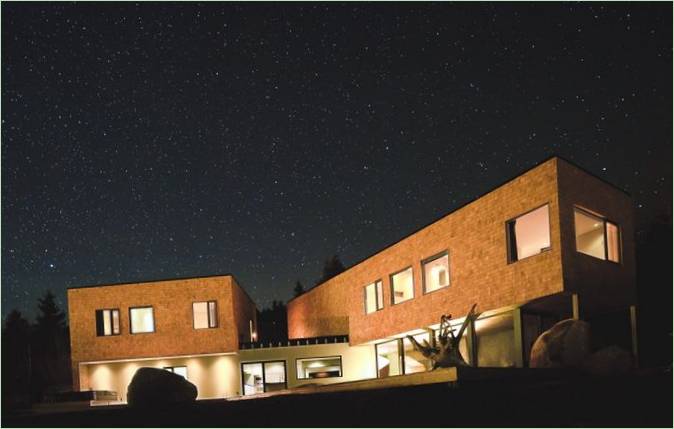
[164,366,187,379]
[506,204,551,263]
[403,332,433,374]
[193,301,218,329]
[249,319,256,341]
[390,267,414,304]
[95,309,120,336]
[129,306,154,334]
[377,333,433,378]
[422,252,450,293]
[474,312,516,367]
[364,280,384,314]
[296,356,342,379]
[376,339,401,378]
[574,207,621,262]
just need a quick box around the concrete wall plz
[238,343,377,389]
[68,275,257,390]
[82,354,240,401]
[557,159,637,315]
[288,158,565,345]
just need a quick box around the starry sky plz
[2,3,671,320]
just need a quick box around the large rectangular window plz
[376,339,402,378]
[296,356,343,379]
[403,333,433,374]
[95,309,120,336]
[129,306,155,334]
[433,323,472,365]
[422,252,450,294]
[364,280,384,314]
[390,267,414,304]
[574,207,621,263]
[474,312,516,368]
[193,301,218,329]
[241,361,287,395]
[506,204,551,263]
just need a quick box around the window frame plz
[240,360,288,395]
[95,308,121,337]
[505,203,552,264]
[421,251,451,295]
[128,305,155,334]
[389,266,415,306]
[163,366,188,379]
[192,300,218,329]
[375,338,403,378]
[363,279,384,314]
[573,206,622,264]
[295,355,343,380]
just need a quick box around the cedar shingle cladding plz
[287,157,635,345]
[557,160,636,314]
[68,275,256,364]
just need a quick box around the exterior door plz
[241,361,287,395]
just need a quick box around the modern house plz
[67,156,638,402]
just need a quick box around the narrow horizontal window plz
[95,309,120,336]
[296,356,342,379]
[506,204,551,263]
[164,366,187,379]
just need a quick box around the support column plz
[571,293,580,320]
[629,305,639,368]
[513,307,524,368]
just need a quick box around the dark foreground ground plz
[4,371,672,427]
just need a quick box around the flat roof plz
[288,155,630,303]
[67,273,235,290]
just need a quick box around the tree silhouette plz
[31,290,71,401]
[257,300,288,343]
[316,254,346,285]
[293,280,305,297]
[2,310,32,409]
[635,215,672,368]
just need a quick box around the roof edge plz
[288,154,630,304]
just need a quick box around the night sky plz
[2,3,671,320]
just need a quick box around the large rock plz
[127,367,197,407]
[582,345,633,376]
[530,319,591,368]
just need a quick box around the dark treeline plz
[257,254,346,343]
[2,291,72,410]
[634,215,672,368]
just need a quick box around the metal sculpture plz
[406,303,478,369]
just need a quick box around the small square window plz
[574,207,621,263]
[390,267,414,305]
[506,205,551,263]
[193,301,218,329]
[95,309,120,336]
[422,252,450,294]
[129,307,154,334]
[364,280,384,314]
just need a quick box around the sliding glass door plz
[241,361,287,396]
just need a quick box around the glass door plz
[241,361,287,395]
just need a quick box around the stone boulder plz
[127,367,197,407]
[582,345,633,376]
[530,319,591,368]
